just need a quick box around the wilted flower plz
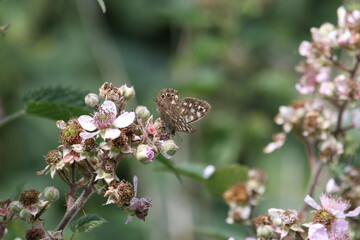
[268,208,304,239]
[319,137,344,163]
[274,105,304,132]
[125,176,151,224]
[263,132,286,153]
[18,189,48,217]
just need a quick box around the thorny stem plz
[0,109,26,128]
[295,129,316,170]
[326,54,352,73]
[67,165,77,208]
[295,232,305,240]
[333,102,348,138]
[84,159,96,173]
[0,213,15,239]
[56,177,96,231]
[350,53,360,79]
[304,138,316,171]
[0,223,5,240]
[301,161,324,212]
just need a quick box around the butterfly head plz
[156,88,179,106]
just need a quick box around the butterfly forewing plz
[155,89,211,134]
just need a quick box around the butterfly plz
[155,88,211,134]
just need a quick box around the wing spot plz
[187,115,194,122]
[196,112,202,118]
[190,108,195,113]
[189,103,192,107]
[183,102,187,106]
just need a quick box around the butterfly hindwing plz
[176,98,211,124]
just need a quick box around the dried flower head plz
[59,118,82,145]
[25,228,45,240]
[19,189,40,207]
[99,82,122,103]
[223,182,248,204]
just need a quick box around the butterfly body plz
[155,88,211,134]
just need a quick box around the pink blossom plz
[304,194,360,240]
[319,82,334,96]
[296,66,330,95]
[299,41,312,57]
[310,23,338,48]
[305,194,360,218]
[78,100,135,140]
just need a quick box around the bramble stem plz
[333,102,348,138]
[301,162,324,212]
[0,109,26,128]
[56,179,96,231]
[325,54,352,73]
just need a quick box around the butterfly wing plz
[162,108,196,133]
[176,98,211,124]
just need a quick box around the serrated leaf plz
[155,154,182,182]
[70,214,107,233]
[206,164,248,197]
[23,86,91,121]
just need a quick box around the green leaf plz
[168,163,206,182]
[206,164,248,197]
[155,154,182,182]
[70,214,107,233]
[23,86,91,121]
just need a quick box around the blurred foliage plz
[0,0,345,239]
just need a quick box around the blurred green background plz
[0,0,345,239]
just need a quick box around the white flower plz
[78,100,135,140]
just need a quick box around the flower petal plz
[101,101,117,115]
[331,219,348,232]
[104,128,121,139]
[305,195,321,210]
[113,112,135,128]
[80,131,99,140]
[345,206,360,217]
[78,115,96,131]
[308,224,329,240]
[133,176,138,197]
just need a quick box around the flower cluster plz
[223,169,266,224]
[39,82,180,224]
[0,187,59,239]
[245,5,360,240]
[252,208,303,240]
[264,6,360,165]
[297,6,360,98]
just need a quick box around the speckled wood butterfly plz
[155,88,211,134]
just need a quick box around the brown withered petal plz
[223,182,249,204]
